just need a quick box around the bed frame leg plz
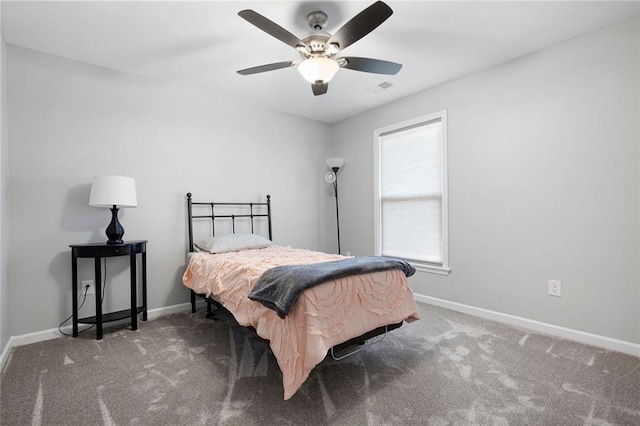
[190,290,196,313]
[205,301,221,321]
[203,300,224,320]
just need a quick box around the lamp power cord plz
[58,259,108,336]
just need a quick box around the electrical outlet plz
[548,279,562,297]
[81,280,95,296]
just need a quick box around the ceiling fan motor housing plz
[302,32,332,55]
[300,10,340,57]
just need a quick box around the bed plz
[182,193,420,399]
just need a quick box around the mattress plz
[182,245,420,399]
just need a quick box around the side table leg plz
[130,252,137,331]
[72,254,78,337]
[95,257,103,340]
[142,251,147,321]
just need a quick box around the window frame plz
[373,110,450,275]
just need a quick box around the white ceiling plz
[2,1,639,123]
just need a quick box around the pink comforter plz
[182,245,420,399]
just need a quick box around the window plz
[374,111,449,275]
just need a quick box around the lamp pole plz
[325,158,345,255]
[332,167,341,255]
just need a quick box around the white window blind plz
[375,111,449,274]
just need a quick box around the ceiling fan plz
[237,1,402,96]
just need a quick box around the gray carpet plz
[1,302,638,425]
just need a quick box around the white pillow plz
[195,233,273,254]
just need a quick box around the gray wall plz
[6,45,332,336]
[0,14,9,351]
[329,17,640,344]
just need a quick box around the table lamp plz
[89,175,137,244]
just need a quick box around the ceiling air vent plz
[367,81,394,93]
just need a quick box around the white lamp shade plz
[89,175,138,208]
[298,57,340,84]
[326,157,345,169]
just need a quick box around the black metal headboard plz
[186,192,272,252]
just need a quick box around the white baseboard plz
[413,293,640,358]
[3,296,637,372]
[0,335,15,374]
[0,300,206,371]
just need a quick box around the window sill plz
[410,262,451,276]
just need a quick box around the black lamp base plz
[106,205,124,245]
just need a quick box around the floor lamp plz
[325,157,345,254]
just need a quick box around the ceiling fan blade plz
[312,83,328,96]
[238,10,307,50]
[340,57,402,75]
[327,1,393,51]
[237,61,296,75]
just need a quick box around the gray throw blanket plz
[248,256,415,318]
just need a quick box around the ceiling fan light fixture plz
[237,1,400,96]
[298,57,339,84]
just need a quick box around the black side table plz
[70,240,147,340]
